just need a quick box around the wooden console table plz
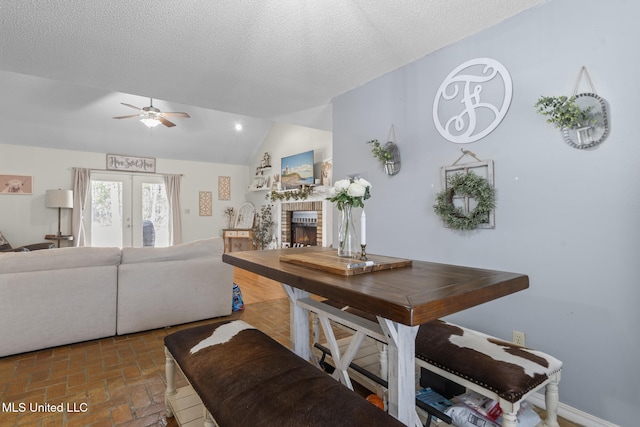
[223,247,529,426]
[222,229,253,253]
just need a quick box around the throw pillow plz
[0,231,11,251]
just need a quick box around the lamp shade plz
[45,189,74,209]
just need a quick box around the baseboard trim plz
[527,393,619,427]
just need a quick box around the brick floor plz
[0,294,577,427]
[0,299,288,427]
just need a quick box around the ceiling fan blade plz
[113,114,141,119]
[162,112,191,118]
[159,117,176,127]
[121,103,142,111]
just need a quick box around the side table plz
[44,234,74,248]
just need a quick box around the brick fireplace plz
[278,200,332,248]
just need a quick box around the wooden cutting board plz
[280,250,412,276]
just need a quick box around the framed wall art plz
[1,174,33,194]
[218,176,231,200]
[199,191,212,216]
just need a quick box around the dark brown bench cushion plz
[415,320,562,403]
[165,320,405,427]
[318,300,562,404]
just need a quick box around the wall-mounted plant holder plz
[382,141,401,175]
[561,93,609,149]
[535,67,609,150]
[366,125,402,176]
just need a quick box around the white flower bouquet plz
[326,178,371,210]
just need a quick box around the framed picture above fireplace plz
[281,150,314,190]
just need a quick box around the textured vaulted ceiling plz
[0,0,546,165]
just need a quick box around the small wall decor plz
[366,125,401,175]
[261,152,271,168]
[218,176,231,200]
[321,159,333,187]
[199,191,212,216]
[433,58,512,144]
[0,174,33,194]
[234,202,255,229]
[433,151,495,230]
[106,154,156,173]
[250,175,270,191]
[534,67,609,150]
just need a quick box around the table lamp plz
[46,189,73,237]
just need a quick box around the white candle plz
[360,209,366,245]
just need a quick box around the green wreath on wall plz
[433,171,495,230]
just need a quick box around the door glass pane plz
[90,180,123,247]
[141,183,169,247]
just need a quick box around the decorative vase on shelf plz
[338,204,359,258]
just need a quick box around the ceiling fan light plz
[140,113,161,128]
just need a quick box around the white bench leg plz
[378,342,388,383]
[544,373,561,427]
[164,347,176,418]
[501,411,518,427]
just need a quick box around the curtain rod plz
[71,167,183,177]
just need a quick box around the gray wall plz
[332,0,638,424]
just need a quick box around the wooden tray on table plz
[280,249,412,276]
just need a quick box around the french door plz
[84,173,169,248]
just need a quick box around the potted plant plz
[252,203,275,250]
[534,95,595,130]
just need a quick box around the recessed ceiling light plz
[235,123,243,131]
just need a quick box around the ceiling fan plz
[113,98,190,128]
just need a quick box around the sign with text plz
[106,154,156,173]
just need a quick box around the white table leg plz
[318,314,367,389]
[379,318,420,427]
[282,284,311,360]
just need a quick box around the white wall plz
[332,0,638,425]
[0,143,249,246]
[245,122,332,209]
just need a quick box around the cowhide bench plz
[163,319,406,427]
[415,320,562,427]
[315,301,562,427]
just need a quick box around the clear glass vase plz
[338,204,359,258]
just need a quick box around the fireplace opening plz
[290,211,318,247]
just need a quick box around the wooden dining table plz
[223,247,529,426]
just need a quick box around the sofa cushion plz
[0,246,122,274]
[121,238,223,264]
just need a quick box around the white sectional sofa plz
[0,238,233,357]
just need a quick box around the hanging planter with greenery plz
[366,139,401,175]
[534,95,595,130]
[433,171,495,230]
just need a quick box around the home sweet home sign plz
[106,154,156,173]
